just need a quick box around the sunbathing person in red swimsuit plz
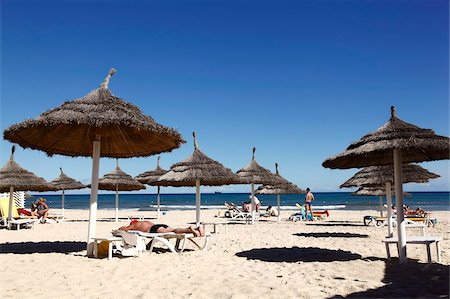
[118,221,205,237]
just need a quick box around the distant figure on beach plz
[266,205,279,217]
[304,188,314,221]
[248,195,261,212]
[118,220,205,237]
[242,201,252,213]
[33,198,49,223]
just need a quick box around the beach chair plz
[0,197,39,230]
[128,230,211,254]
[224,202,253,223]
[110,230,147,257]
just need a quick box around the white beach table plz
[382,236,442,263]
[189,221,229,234]
[92,236,123,260]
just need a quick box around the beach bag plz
[97,240,110,258]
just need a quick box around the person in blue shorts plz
[304,188,315,221]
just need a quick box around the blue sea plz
[27,192,449,212]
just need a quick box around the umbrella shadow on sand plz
[294,232,369,238]
[330,259,449,298]
[236,247,363,263]
[305,223,366,227]
[0,241,86,254]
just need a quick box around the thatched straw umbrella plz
[352,186,411,220]
[341,163,439,231]
[3,68,184,255]
[255,163,305,222]
[352,186,412,197]
[157,132,244,225]
[135,156,168,219]
[96,160,145,222]
[237,148,283,224]
[0,146,55,222]
[322,106,450,263]
[340,164,440,188]
[51,167,87,216]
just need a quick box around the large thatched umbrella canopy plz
[236,148,283,224]
[0,146,55,221]
[340,164,440,188]
[322,106,449,169]
[352,186,411,197]
[135,156,168,219]
[96,160,145,222]
[3,68,185,255]
[255,163,305,222]
[341,163,439,232]
[51,167,87,216]
[158,132,243,225]
[322,106,450,263]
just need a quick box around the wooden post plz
[277,193,281,222]
[394,148,407,263]
[196,179,201,226]
[251,174,255,225]
[87,136,101,256]
[379,196,383,217]
[61,189,65,216]
[157,186,161,219]
[8,186,14,222]
[115,184,119,222]
[386,181,393,237]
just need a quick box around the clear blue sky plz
[1,0,449,194]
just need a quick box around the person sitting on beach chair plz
[33,198,49,223]
[118,220,205,237]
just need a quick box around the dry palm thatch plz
[97,161,145,191]
[51,167,87,216]
[157,132,243,187]
[256,163,305,195]
[135,156,168,219]
[340,164,440,188]
[0,146,55,193]
[135,156,168,185]
[3,68,185,158]
[256,183,304,195]
[96,160,145,222]
[322,106,450,169]
[236,148,282,185]
[352,186,411,197]
[51,167,87,191]
[2,68,185,254]
[322,106,450,263]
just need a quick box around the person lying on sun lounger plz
[118,220,205,237]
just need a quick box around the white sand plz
[0,209,448,298]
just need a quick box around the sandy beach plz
[0,209,448,298]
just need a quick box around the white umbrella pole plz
[277,193,281,222]
[87,137,101,256]
[157,186,161,219]
[115,184,119,222]
[379,196,383,217]
[8,186,14,222]
[195,179,201,226]
[394,149,406,263]
[251,175,255,225]
[61,189,65,216]
[386,181,393,237]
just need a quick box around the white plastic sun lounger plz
[129,231,211,254]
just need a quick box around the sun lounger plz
[0,197,39,230]
[224,202,254,223]
[129,231,211,254]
